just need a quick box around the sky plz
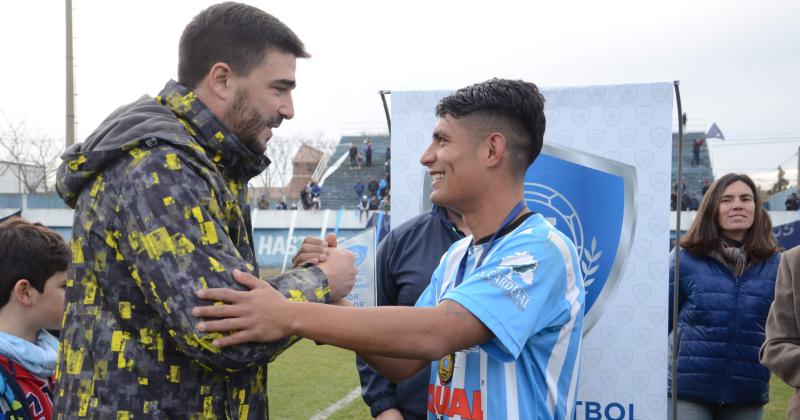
[1,0,798,189]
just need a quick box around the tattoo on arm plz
[443,301,471,320]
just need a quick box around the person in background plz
[310,181,322,209]
[357,205,468,419]
[670,173,780,420]
[761,245,800,419]
[378,177,388,199]
[0,217,69,420]
[355,179,366,204]
[359,194,370,221]
[786,192,799,211]
[368,176,379,198]
[369,194,380,211]
[349,142,358,168]
[365,138,373,168]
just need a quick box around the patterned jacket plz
[54,80,330,419]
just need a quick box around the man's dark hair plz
[680,173,778,260]
[436,78,546,175]
[178,2,310,89]
[0,217,69,307]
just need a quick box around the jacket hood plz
[56,95,194,207]
[56,81,271,208]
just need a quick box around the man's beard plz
[223,89,282,155]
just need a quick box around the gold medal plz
[437,353,455,385]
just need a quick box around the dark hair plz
[680,173,778,260]
[178,2,310,89]
[0,217,69,307]
[435,78,546,175]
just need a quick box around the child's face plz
[32,271,68,330]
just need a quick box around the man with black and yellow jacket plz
[53,3,356,418]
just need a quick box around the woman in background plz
[670,173,780,419]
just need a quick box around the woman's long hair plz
[679,173,778,261]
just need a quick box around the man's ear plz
[484,132,507,168]
[12,279,35,307]
[205,62,237,102]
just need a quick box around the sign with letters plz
[391,83,673,419]
[339,227,377,308]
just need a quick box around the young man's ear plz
[484,132,508,168]
[12,279,35,307]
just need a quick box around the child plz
[0,217,68,420]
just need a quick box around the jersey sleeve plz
[443,224,582,361]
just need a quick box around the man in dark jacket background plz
[53,3,355,418]
[356,205,468,419]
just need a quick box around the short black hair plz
[0,217,69,307]
[178,2,310,89]
[436,78,546,175]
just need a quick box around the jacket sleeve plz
[112,149,328,371]
[357,230,399,416]
[760,250,800,387]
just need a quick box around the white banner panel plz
[391,83,673,420]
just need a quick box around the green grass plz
[268,339,371,419]
[766,375,793,420]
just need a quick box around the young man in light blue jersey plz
[193,78,585,420]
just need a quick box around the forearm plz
[287,302,484,360]
[289,303,444,358]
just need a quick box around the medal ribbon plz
[453,200,527,288]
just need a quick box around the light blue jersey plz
[416,213,584,420]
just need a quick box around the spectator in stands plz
[760,245,800,418]
[365,138,373,168]
[354,179,365,204]
[369,194,380,210]
[275,200,287,210]
[0,217,68,420]
[681,191,689,211]
[702,179,712,197]
[671,188,677,211]
[378,177,388,198]
[257,195,270,210]
[379,194,390,212]
[358,195,370,221]
[691,137,704,166]
[385,145,391,161]
[310,181,322,209]
[367,176,379,198]
[300,183,311,210]
[349,143,357,168]
[384,159,391,184]
[786,192,800,211]
[356,153,364,170]
[687,193,699,211]
[670,173,780,419]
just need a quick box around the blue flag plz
[706,123,726,140]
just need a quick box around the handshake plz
[291,233,359,302]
